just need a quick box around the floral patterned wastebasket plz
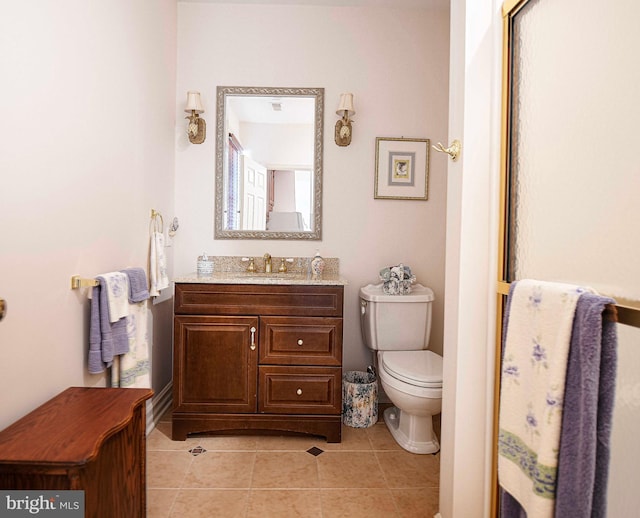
[342,371,378,428]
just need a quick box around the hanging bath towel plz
[113,301,150,388]
[554,293,617,518]
[121,267,150,303]
[498,279,592,518]
[88,279,129,374]
[149,215,169,297]
[111,268,151,388]
[99,271,129,322]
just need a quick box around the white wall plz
[174,3,450,371]
[0,0,177,429]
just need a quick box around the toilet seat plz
[380,350,442,388]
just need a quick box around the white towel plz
[99,272,129,323]
[110,301,150,388]
[498,279,592,517]
[114,301,150,388]
[149,230,169,297]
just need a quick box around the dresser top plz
[0,387,152,466]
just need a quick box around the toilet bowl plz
[378,350,442,454]
[359,283,443,454]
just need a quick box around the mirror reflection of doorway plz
[240,156,266,231]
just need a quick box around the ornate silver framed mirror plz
[214,86,324,240]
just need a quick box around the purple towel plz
[87,279,130,374]
[88,285,107,374]
[554,293,617,518]
[121,267,150,302]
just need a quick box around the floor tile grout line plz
[317,478,325,518]
[165,488,178,518]
[180,454,196,491]
[372,449,394,492]
[371,448,401,516]
[242,487,250,518]
[246,449,259,490]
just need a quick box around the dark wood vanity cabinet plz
[173,283,344,442]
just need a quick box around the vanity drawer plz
[260,317,342,366]
[175,283,344,317]
[258,366,342,415]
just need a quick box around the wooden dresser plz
[173,282,344,442]
[0,387,153,518]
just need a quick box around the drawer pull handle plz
[297,339,304,346]
[296,388,303,396]
[250,326,256,351]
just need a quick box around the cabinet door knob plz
[250,326,256,351]
[297,339,303,346]
[296,388,303,396]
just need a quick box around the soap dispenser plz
[310,250,325,279]
[197,253,214,277]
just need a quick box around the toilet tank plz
[359,283,434,351]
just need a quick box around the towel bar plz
[497,281,639,328]
[70,275,99,290]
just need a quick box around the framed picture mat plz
[374,137,430,200]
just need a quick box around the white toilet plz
[359,283,443,454]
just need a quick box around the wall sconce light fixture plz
[335,93,355,147]
[185,91,206,144]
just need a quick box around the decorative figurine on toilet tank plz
[379,263,416,295]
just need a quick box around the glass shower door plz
[498,0,640,515]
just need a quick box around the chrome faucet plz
[263,253,272,273]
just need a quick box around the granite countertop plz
[173,271,347,286]
[174,255,347,286]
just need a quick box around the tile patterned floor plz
[147,412,440,517]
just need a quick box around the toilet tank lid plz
[359,283,434,302]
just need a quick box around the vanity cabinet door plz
[174,315,258,413]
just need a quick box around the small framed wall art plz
[374,137,429,200]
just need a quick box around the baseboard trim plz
[146,381,172,435]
